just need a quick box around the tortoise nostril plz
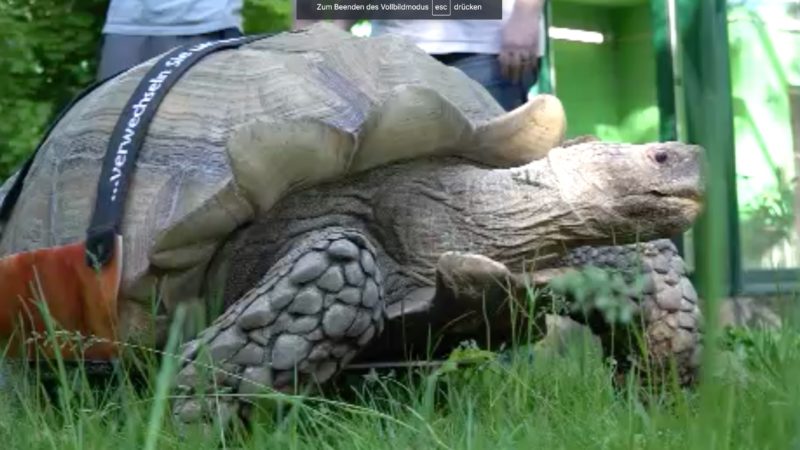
[654,151,668,164]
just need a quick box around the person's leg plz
[141,28,244,57]
[96,34,150,81]
[96,28,243,81]
[443,53,538,111]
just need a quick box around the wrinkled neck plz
[456,163,568,270]
[459,158,641,271]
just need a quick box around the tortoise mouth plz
[620,190,704,228]
[646,188,703,205]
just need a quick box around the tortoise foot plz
[561,239,702,387]
[170,228,385,426]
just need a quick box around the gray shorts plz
[96,27,242,81]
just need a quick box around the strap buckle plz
[85,226,117,268]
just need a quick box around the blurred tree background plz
[0,0,291,181]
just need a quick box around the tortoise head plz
[362,139,703,274]
[514,140,705,245]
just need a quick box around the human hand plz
[499,9,541,83]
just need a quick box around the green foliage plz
[0,0,109,181]
[722,322,800,374]
[739,167,796,265]
[2,315,800,449]
[0,0,293,183]
[243,0,291,33]
[549,266,641,325]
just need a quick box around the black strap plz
[85,34,275,267]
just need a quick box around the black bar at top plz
[296,0,502,20]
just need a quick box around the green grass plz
[0,301,798,450]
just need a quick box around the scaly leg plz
[560,239,702,386]
[171,228,385,425]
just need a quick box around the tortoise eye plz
[654,151,668,164]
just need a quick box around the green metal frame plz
[649,0,678,143]
[741,269,800,295]
[538,0,555,94]
[649,0,686,260]
[649,0,741,299]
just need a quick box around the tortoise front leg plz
[559,239,702,386]
[427,252,555,344]
[171,228,385,426]
[365,252,557,362]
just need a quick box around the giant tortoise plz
[0,24,704,426]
